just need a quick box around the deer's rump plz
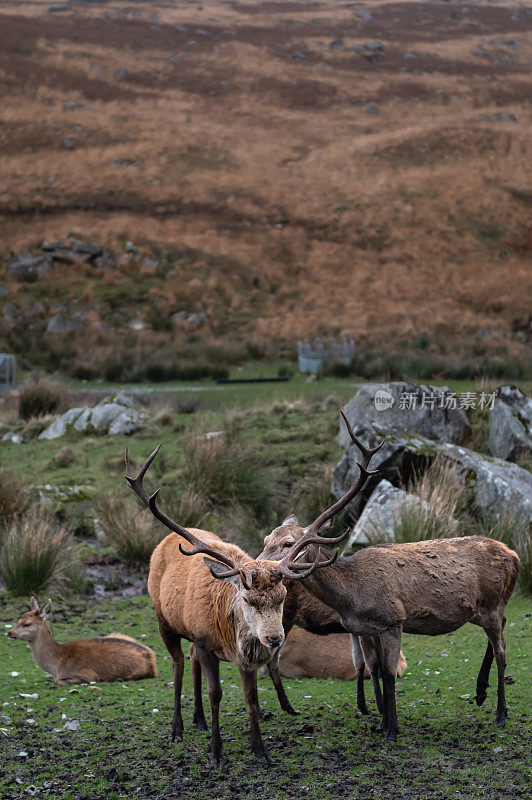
[276,629,407,680]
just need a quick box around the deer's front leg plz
[240,668,273,765]
[267,649,299,715]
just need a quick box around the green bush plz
[18,377,62,420]
[1,509,80,596]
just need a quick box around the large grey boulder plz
[332,428,532,523]
[39,394,146,439]
[7,252,53,282]
[342,479,457,553]
[488,385,532,461]
[39,408,84,440]
[338,382,471,450]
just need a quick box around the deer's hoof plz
[475,693,487,707]
[209,755,226,769]
[283,705,299,716]
[255,751,273,766]
[494,709,508,727]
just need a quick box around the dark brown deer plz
[260,413,521,742]
[8,598,156,684]
[262,558,405,716]
[125,445,341,766]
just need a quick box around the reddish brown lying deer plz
[8,598,156,684]
[274,628,407,681]
[259,412,521,742]
[125,445,339,766]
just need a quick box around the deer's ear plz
[282,514,299,527]
[41,599,52,618]
[30,596,40,612]
[203,557,240,586]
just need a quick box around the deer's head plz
[8,597,52,642]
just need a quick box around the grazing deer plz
[125,446,339,766]
[272,628,407,681]
[261,525,407,717]
[260,412,521,742]
[7,597,156,684]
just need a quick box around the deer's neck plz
[28,624,61,677]
[300,546,359,621]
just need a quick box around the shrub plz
[1,509,80,596]
[96,494,165,565]
[48,446,77,470]
[483,505,531,596]
[19,377,62,420]
[183,423,277,524]
[0,468,30,529]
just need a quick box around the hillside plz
[1,0,531,379]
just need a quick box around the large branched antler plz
[125,445,254,588]
[277,411,383,575]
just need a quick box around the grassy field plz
[0,594,530,800]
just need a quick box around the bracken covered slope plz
[0,0,531,366]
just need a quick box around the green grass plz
[0,594,530,800]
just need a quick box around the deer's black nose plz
[267,636,282,648]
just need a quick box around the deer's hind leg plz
[158,615,184,743]
[475,641,494,707]
[485,615,508,727]
[359,636,384,715]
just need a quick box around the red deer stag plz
[125,445,341,766]
[8,598,156,684]
[260,412,521,742]
[261,521,406,717]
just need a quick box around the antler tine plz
[125,446,246,577]
[278,414,383,566]
[275,547,338,581]
[340,410,384,459]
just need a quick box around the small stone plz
[493,746,503,754]
[61,136,76,150]
[365,104,380,115]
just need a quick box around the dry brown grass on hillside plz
[0,0,531,356]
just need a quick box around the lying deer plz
[125,446,339,766]
[8,597,156,684]
[272,628,407,681]
[260,412,521,742]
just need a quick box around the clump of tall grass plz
[1,509,80,596]
[183,422,278,525]
[363,457,466,545]
[19,376,63,420]
[96,494,165,566]
[0,468,30,528]
[483,505,531,596]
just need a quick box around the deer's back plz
[59,636,156,681]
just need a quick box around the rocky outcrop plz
[488,385,532,461]
[8,236,116,283]
[338,382,470,451]
[332,428,532,523]
[7,252,53,282]
[38,394,146,440]
[342,478,457,553]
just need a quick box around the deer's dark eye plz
[283,541,294,548]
